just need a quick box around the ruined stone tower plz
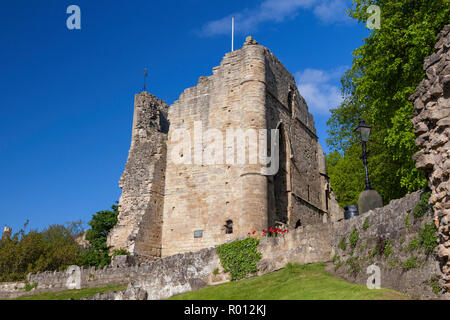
[108,37,343,259]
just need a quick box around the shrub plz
[0,222,84,282]
[112,249,130,257]
[430,276,441,295]
[418,223,438,255]
[407,238,420,252]
[383,239,394,258]
[338,237,347,251]
[81,203,119,267]
[24,282,38,292]
[217,237,261,281]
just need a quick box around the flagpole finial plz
[143,68,148,92]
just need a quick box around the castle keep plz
[108,37,342,259]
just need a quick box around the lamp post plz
[355,119,372,191]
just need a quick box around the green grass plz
[170,263,409,300]
[12,285,126,300]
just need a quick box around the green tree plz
[0,222,84,282]
[327,0,450,205]
[81,203,119,267]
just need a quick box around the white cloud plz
[197,0,352,37]
[295,67,346,116]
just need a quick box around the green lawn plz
[12,285,127,300]
[170,263,409,300]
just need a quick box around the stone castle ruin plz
[107,37,343,260]
[2,27,450,300]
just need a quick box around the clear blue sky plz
[0,0,369,232]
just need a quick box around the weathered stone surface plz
[411,24,450,294]
[358,189,383,214]
[107,92,169,258]
[2,192,445,300]
[1,227,11,241]
[108,37,341,259]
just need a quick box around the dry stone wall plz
[410,24,450,294]
[108,92,169,258]
[330,191,442,300]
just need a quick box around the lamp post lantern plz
[355,119,372,191]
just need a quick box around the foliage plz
[81,203,119,267]
[350,228,360,248]
[407,238,420,252]
[383,239,394,258]
[402,257,419,270]
[430,277,441,295]
[112,249,130,257]
[24,282,38,292]
[0,222,84,282]
[363,218,370,231]
[326,0,450,206]
[346,257,361,276]
[217,237,261,281]
[405,213,411,231]
[412,191,431,218]
[339,237,348,251]
[418,223,438,255]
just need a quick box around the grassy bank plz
[170,263,409,300]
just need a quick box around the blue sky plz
[0,0,369,232]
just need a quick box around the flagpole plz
[231,16,235,52]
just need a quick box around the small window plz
[295,220,302,229]
[225,220,233,234]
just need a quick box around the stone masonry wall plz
[1,192,443,300]
[160,37,340,257]
[263,46,335,228]
[410,24,450,293]
[108,92,169,258]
